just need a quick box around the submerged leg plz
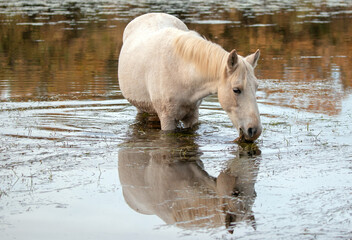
[181,109,199,129]
[159,114,177,131]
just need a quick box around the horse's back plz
[122,13,188,43]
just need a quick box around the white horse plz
[118,13,262,141]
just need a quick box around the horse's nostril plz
[248,127,257,138]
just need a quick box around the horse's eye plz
[233,88,241,94]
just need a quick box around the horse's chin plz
[234,129,246,143]
[235,137,255,143]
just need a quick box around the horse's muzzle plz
[235,126,261,143]
[244,126,262,142]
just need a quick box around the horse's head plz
[218,49,262,142]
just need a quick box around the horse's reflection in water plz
[118,120,260,233]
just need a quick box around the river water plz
[1,1,352,239]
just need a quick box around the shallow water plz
[1,1,352,239]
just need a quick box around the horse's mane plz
[174,31,228,80]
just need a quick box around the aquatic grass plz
[236,141,261,156]
[268,121,287,126]
[11,168,20,181]
[276,148,282,160]
[48,169,53,181]
[307,130,323,143]
[166,131,199,138]
[0,189,8,198]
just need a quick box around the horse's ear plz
[245,49,260,68]
[227,49,238,72]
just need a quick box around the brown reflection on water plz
[0,14,125,101]
[1,6,352,114]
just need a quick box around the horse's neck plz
[174,32,228,100]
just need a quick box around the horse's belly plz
[127,98,156,114]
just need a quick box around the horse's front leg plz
[182,108,199,129]
[159,113,177,131]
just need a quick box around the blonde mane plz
[174,32,228,80]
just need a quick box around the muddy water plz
[1,1,352,239]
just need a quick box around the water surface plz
[1,1,352,239]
